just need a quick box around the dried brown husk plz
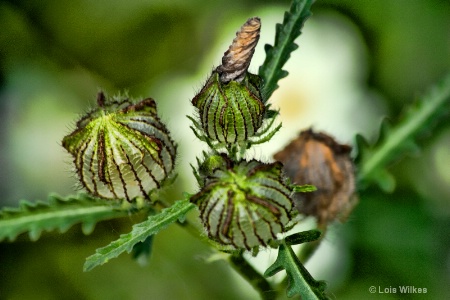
[274,129,358,227]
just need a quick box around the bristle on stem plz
[97,91,106,107]
[217,17,261,83]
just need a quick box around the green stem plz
[357,73,450,184]
[229,252,276,300]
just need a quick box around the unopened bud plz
[191,154,294,250]
[191,17,266,145]
[62,92,177,201]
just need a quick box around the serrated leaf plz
[356,73,450,191]
[258,0,314,101]
[0,194,129,242]
[84,199,195,272]
[265,240,328,299]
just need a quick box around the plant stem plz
[357,73,450,184]
[229,252,276,300]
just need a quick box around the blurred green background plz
[1,0,449,299]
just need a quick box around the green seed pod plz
[191,17,266,145]
[62,92,176,201]
[191,154,294,250]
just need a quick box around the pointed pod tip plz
[218,17,262,83]
[244,16,261,29]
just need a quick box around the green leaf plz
[258,0,314,101]
[285,229,321,246]
[84,199,195,272]
[0,194,129,242]
[265,240,329,299]
[292,184,317,193]
[356,73,450,191]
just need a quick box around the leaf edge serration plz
[83,198,195,272]
[0,193,129,242]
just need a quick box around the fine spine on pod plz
[62,92,177,202]
[191,17,267,145]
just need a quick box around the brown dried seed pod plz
[274,129,358,227]
[216,17,261,83]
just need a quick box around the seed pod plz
[62,92,176,201]
[273,129,357,227]
[191,154,294,250]
[191,17,266,145]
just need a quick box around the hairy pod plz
[192,72,265,144]
[62,92,176,201]
[191,17,267,145]
[191,154,294,250]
